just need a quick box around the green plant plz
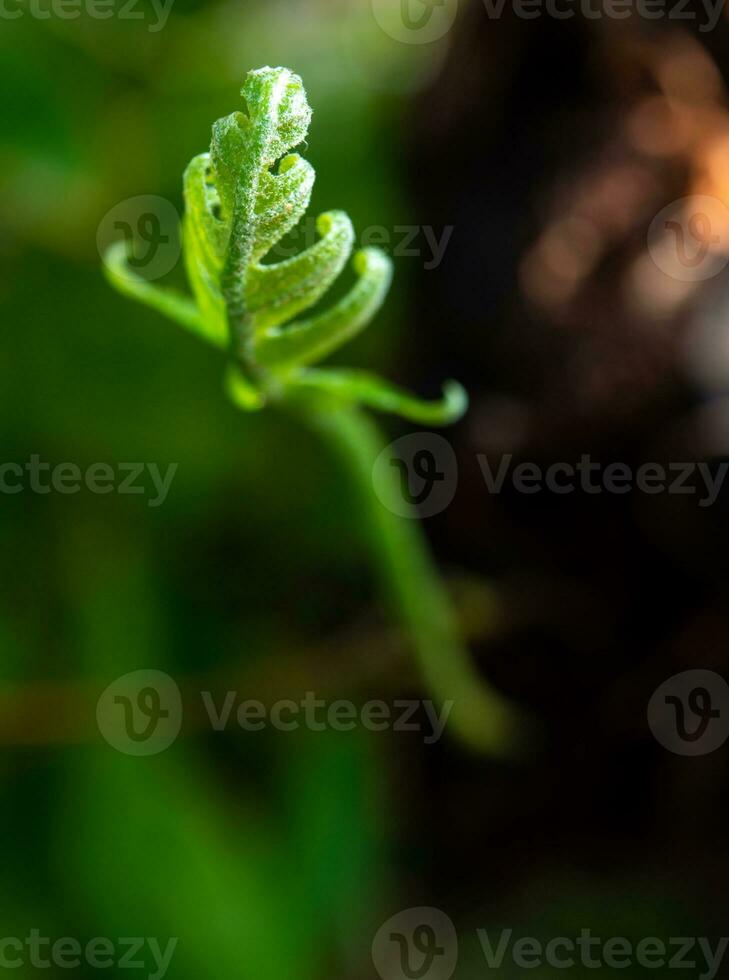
[104,65,519,753]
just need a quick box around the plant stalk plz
[299,401,523,756]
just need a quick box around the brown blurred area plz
[398,7,729,929]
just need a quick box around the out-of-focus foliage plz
[0,2,425,974]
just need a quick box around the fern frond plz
[103,67,524,756]
[105,65,464,423]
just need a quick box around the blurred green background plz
[0,3,455,977]
[0,2,423,976]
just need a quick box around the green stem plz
[298,401,522,756]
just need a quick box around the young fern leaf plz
[104,67,522,755]
[104,65,463,423]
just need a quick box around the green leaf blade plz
[290,368,468,425]
[247,211,355,332]
[255,248,393,369]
